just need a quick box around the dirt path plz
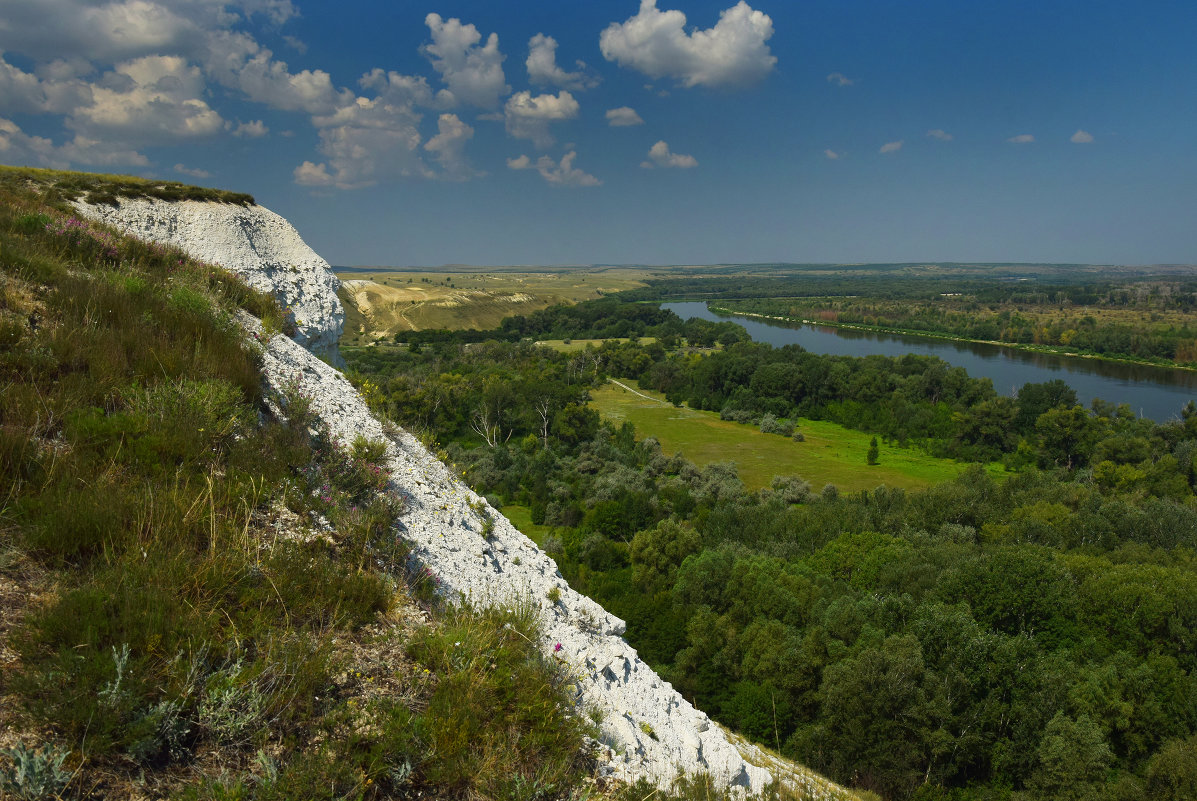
[610,378,669,404]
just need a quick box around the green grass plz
[502,504,554,546]
[590,382,1005,492]
[0,164,254,206]
[534,337,658,353]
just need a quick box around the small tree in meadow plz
[867,437,880,465]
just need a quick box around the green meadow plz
[590,382,1005,492]
[501,503,553,546]
[534,336,657,353]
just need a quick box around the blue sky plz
[2,1,1195,266]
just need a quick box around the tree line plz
[716,296,1197,365]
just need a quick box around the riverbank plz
[708,305,1197,375]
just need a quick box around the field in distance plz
[590,381,1005,493]
[335,267,657,345]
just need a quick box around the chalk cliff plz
[78,196,849,799]
[75,198,343,361]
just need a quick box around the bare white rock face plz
[74,198,343,360]
[254,328,773,793]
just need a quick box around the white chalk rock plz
[75,198,343,360]
[250,328,778,793]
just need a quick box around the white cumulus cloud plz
[358,69,449,109]
[69,55,224,143]
[0,49,222,155]
[641,140,697,168]
[0,1,492,186]
[301,97,432,189]
[600,0,777,89]
[0,52,93,115]
[1007,134,1035,144]
[0,0,201,64]
[173,163,211,178]
[824,149,840,160]
[232,119,268,137]
[424,113,481,180]
[422,13,509,109]
[207,32,351,115]
[504,90,579,148]
[826,72,854,87]
[526,33,598,91]
[293,160,334,187]
[927,129,952,141]
[606,106,644,127]
[0,116,148,167]
[879,140,903,154]
[1070,129,1094,144]
[508,150,601,186]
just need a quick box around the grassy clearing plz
[535,337,658,353]
[590,383,1004,492]
[502,504,555,546]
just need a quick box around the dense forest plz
[346,301,1197,801]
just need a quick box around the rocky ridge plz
[80,197,851,798]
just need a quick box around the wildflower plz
[554,643,563,653]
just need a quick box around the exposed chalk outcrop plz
[254,329,779,792]
[74,198,343,360]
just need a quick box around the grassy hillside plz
[0,168,593,800]
[590,382,1003,492]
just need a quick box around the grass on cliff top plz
[0,164,255,207]
[0,173,604,800]
[590,382,1004,492]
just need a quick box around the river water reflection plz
[662,301,1197,423]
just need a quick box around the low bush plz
[406,605,594,798]
[759,413,796,436]
[720,407,759,424]
[0,743,73,801]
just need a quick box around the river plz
[662,301,1197,423]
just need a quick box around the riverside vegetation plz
[345,297,1197,801]
[616,266,1197,368]
[0,167,797,801]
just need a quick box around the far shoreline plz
[706,305,1197,375]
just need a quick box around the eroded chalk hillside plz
[78,193,854,799]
